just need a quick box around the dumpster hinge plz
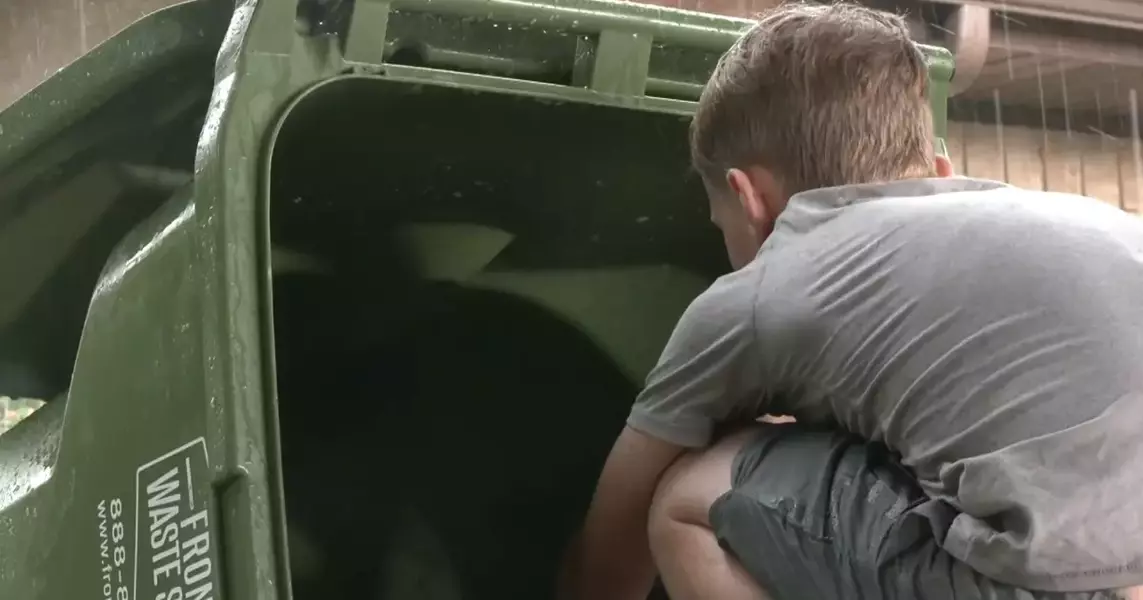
[573,30,653,97]
[344,0,392,65]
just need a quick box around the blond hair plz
[691,2,936,195]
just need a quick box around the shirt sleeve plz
[626,267,763,448]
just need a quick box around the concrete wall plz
[0,0,178,110]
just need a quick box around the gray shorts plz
[708,426,1128,600]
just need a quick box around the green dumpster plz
[0,0,953,598]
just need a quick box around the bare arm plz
[558,426,685,600]
[560,267,767,600]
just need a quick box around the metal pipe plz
[946,4,991,96]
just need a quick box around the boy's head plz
[691,2,953,269]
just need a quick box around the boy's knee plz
[649,427,760,535]
[648,450,708,566]
[649,451,701,531]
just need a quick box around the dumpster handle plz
[334,0,952,108]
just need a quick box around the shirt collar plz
[759,177,1010,254]
[787,177,1009,211]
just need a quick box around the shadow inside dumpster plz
[269,77,723,599]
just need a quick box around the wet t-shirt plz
[628,177,1143,592]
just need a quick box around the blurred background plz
[2,0,1141,211]
[0,397,43,435]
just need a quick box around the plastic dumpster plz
[0,0,953,598]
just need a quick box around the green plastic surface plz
[0,0,953,598]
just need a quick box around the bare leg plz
[647,428,771,600]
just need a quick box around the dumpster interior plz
[270,78,728,599]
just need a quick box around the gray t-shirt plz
[628,177,1143,592]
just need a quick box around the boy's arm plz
[556,426,684,600]
[559,269,764,600]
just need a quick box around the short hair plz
[690,2,936,196]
